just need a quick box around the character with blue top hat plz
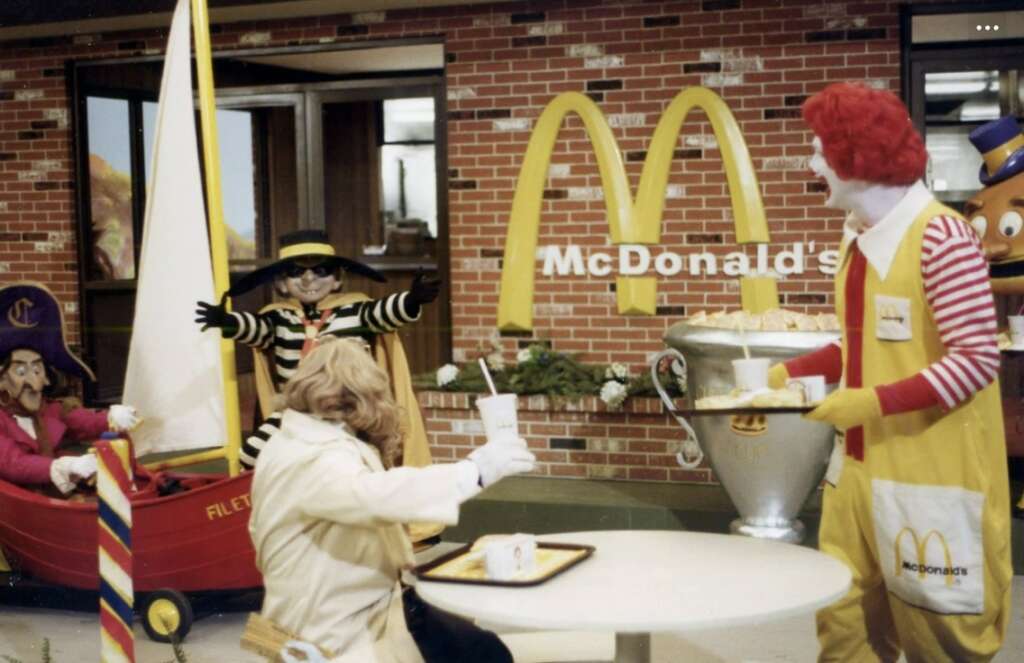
[964,115,1024,293]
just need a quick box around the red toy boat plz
[0,471,258,592]
[0,469,261,641]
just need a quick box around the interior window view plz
[73,42,450,403]
[3,2,1024,663]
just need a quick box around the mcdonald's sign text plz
[541,242,840,278]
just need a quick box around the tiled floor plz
[1,577,1022,662]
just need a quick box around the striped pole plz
[96,438,135,663]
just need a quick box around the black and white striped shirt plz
[228,291,419,386]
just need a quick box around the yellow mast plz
[189,0,241,476]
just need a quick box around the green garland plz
[417,344,685,408]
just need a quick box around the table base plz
[615,633,651,663]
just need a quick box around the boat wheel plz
[140,588,194,643]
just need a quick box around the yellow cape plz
[251,292,442,542]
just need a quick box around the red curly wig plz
[802,82,927,186]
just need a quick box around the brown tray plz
[413,542,594,587]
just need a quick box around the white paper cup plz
[732,358,770,392]
[476,393,519,442]
[787,375,827,404]
[1010,316,1024,347]
[484,535,537,580]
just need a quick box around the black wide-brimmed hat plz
[226,230,386,297]
[0,282,95,381]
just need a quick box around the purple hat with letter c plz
[0,282,95,381]
[969,116,1024,185]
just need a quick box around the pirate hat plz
[0,282,95,381]
[969,116,1024,185]
[227,229,386,298]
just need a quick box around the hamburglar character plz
[194,230,441,471]
[768,83,1011,661]
[0,282,140,496]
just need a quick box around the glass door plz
[307,80,451,374]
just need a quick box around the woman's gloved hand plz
[805,387,881,431]
[194,300,238,335]
[767,363,790,390]
[468,436,536,488]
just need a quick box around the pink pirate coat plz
[0,402,108,487]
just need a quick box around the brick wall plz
[0,0,953,482]
[418,390,707,482]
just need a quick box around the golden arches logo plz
[7,298,38,329]
[497,87,778,331]
[894,526,958,587]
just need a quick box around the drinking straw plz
[479,358,498,396]
[739,316,751,359]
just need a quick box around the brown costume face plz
[0,348,49,414]
[965,171,1024,294]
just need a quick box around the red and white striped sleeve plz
[876,214,999,414]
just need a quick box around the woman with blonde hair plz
[249,337,533,662]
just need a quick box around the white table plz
[415,530,851,663]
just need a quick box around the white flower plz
[605,362,629,381]
[436,363,459,387]
[516,348,533,363]
[485,351,506,371]
[600,380,628,409]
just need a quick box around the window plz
[72,40,451,405]
[86,96,136,280]
[379,97,438,256]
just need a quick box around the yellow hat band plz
[983,134,1024,175]
[279,242,336,260]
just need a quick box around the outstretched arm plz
[195,300,275,349]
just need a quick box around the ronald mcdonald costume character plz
[0,283,140,495]
[195,230,442,541]
[768,83,1012,662]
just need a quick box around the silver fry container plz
[652,322,840,544]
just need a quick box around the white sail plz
[123,0,226,455]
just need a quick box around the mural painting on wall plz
[496,87,777,332]
[89,153,135,280]
[965,116,1024,292]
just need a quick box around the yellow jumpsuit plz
[817,200,1013,662]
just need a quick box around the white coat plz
[249,409,466,662]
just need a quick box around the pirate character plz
[0,283,139,495]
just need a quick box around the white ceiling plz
[241,43,445,75]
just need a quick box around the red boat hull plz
[0,472,262,592]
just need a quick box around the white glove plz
[108,404,141,432]
[49,454,97,495]
[468,436,535,488]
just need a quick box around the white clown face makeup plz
[810,136,861,211]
